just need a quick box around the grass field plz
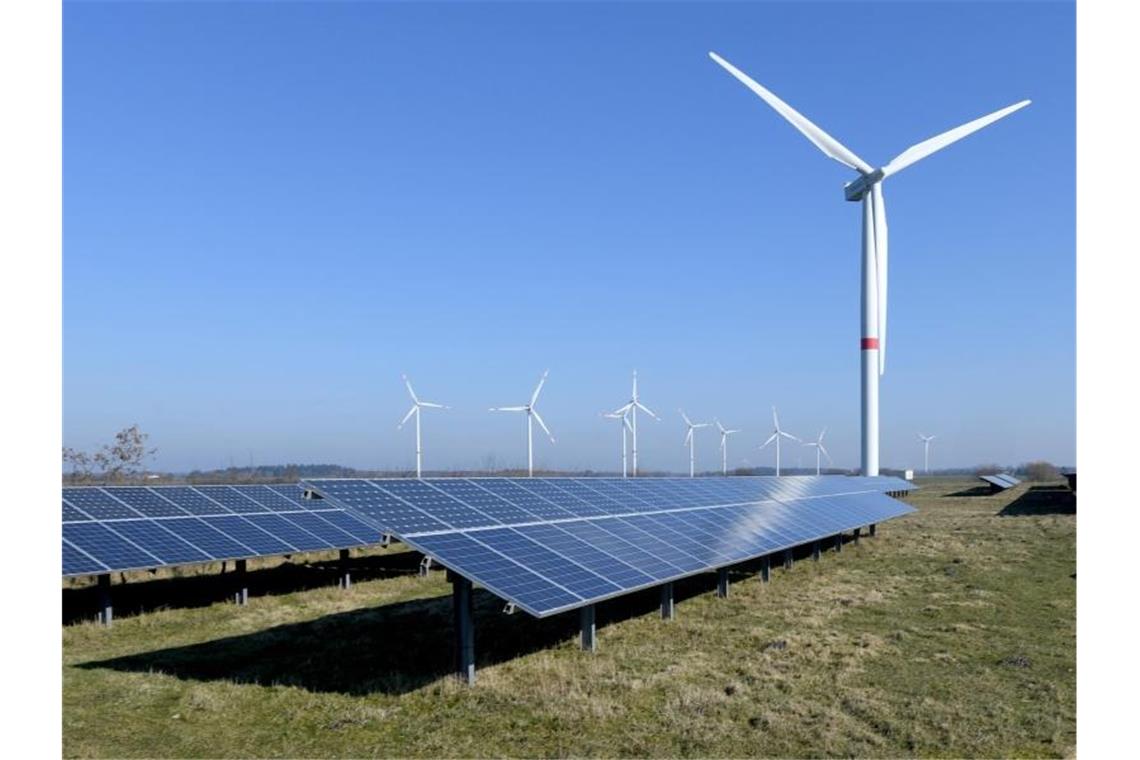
[62,478,1076,758]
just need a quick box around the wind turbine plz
[918,433,936,474]
[709,51,1030,476]
[610,371,659,476]
[758,407,800,476]
[803,428,833,476]
[714,418,741,476]
[397,374,449,478]
[679,410,710,478]
[490,370,555,477]
[602,408,633,477]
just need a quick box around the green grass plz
[63,479,1075,758]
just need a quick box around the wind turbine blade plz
[612,401,634,416]
[880,99,1031,178]
[636,401,659,420]
[418,401,447,409]
[397,405,416,429]
[715,418,725,434]
[684,428,692,446]
[402,374,419,404]
[490,406,527,412]
[872,184,888,375]
[780,431,801,443]
[679,409,692,427]
[530,369,549,406]
[531,408,555,442]
[818,427,828,443]
[623,416,633,434]
[708,52,873,174]
[820,444,833,465]
[771,406,780,430]
[694,423,710,429]
[759,433,777,450]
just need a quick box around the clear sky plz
[63,1,1074,474]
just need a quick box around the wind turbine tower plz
[490,370,555,477]
[397,374,449,478]
[709,51,1030,476]
[679,409,710,478]
[918,433,937,474]
[715,419,741,476]
[759,407,800,476]
[611,371,659,476]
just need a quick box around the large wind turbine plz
[758,406,799,476]
[679,409,710,478]
[490,370,555,477]
[709,51,1030,476]
[611,371,659,476]
[803,428,833,476]
[918,433,937,474]
[397,374,449,478]
[714,419,741,476]
[602,408,633,477]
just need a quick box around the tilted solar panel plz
[304,476,916,617]
[980,474,1016,490]
[61,484,382,577]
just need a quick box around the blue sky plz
[63,1,1074,474]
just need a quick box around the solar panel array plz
[980,473,1022,490]
[304,476,917,617]
[62,484,381,577]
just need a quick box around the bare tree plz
[63,425,157,484]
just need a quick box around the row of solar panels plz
[304,476,917,617]
[303,475,916,538]
[62,485,381,577]
[979,473,1023,490]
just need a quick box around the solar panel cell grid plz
[63,522,160,571]
[201,515,295,555]
[373,480,498,529]
[62,500,90,522]
[110,520,213,565]
[156,487,232,515]
[63,540,107,575]
[244,513,333,552]
[158,517,254,560]
[103,487,189,518]
[63,489,141,520]
[194,486,270,513]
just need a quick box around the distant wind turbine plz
[397,374,449,478]
[490,370,555,477]
[803,428,833,476]
[679,410,710,478]
[758,407,800,476]
[610,371,658,476]
[918,433,936,474]
[709,51,1030,476]
[714,418,741,476]
[602,408,633,478]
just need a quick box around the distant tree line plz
[63,425,156,484]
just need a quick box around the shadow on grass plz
[947,485,999,497]
[62,551,423,625]
[74,539,856,696]
[999,485,1076,516]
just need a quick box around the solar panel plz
[980,474,1020,490]
[61,484,382,577]
[304,476,916,617]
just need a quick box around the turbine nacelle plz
[844,169,885,202]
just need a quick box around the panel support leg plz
[869,523,877,537]
[419,555,433,577]
[835,534,843,553]
[97,573,112,627]
[452,575,475,685]
[233,559,248,606]
[813,541,822,562]
[760,555,770,584]
[579,605,596,652]
[853,527,861,545]
[338,548,351,589]
[716,567,729,598]
[660,582,675,620]
[784,548,794,570]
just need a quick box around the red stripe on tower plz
[861,338,879,350]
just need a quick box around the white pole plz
[861,195,881,476]
[621,424,627,478]
[689,434,695,478]
[527,412,534,477]
[775,435,781,477]
[816,447,821,476]
[924,441,930,474]
[415,407,422,478]
[722,438,727,476]
[631,405,639,477]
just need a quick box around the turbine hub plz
[844,169,884,202]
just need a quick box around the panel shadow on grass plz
[999,485,1076,516]
[74,568,736,696]
[62,550,424,625]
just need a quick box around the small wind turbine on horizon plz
[715,418,741,476]
[397,374,449,478]
[803,428,833,476]
[918,433,937,474]
[759,407,800,476]
[679,409,710,478]
[490,370,555,477]
[602,408,633,478]
[610,371,658,476]
[709,51,1030,477]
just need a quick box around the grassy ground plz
[62,478,1075,758]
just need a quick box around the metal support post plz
[716,567,729,598]
[813,541,822,562]
[853,527,861,545]
[579,605,596,652]
[869,523,877,537]
[760,555,770,584]
[234,559,248,606]
[452,575,475,685]
[784,548,794,570]
[97,573,112,626]
[835,534,843,553]
[660,582,675,620]
[338,548,351,589]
